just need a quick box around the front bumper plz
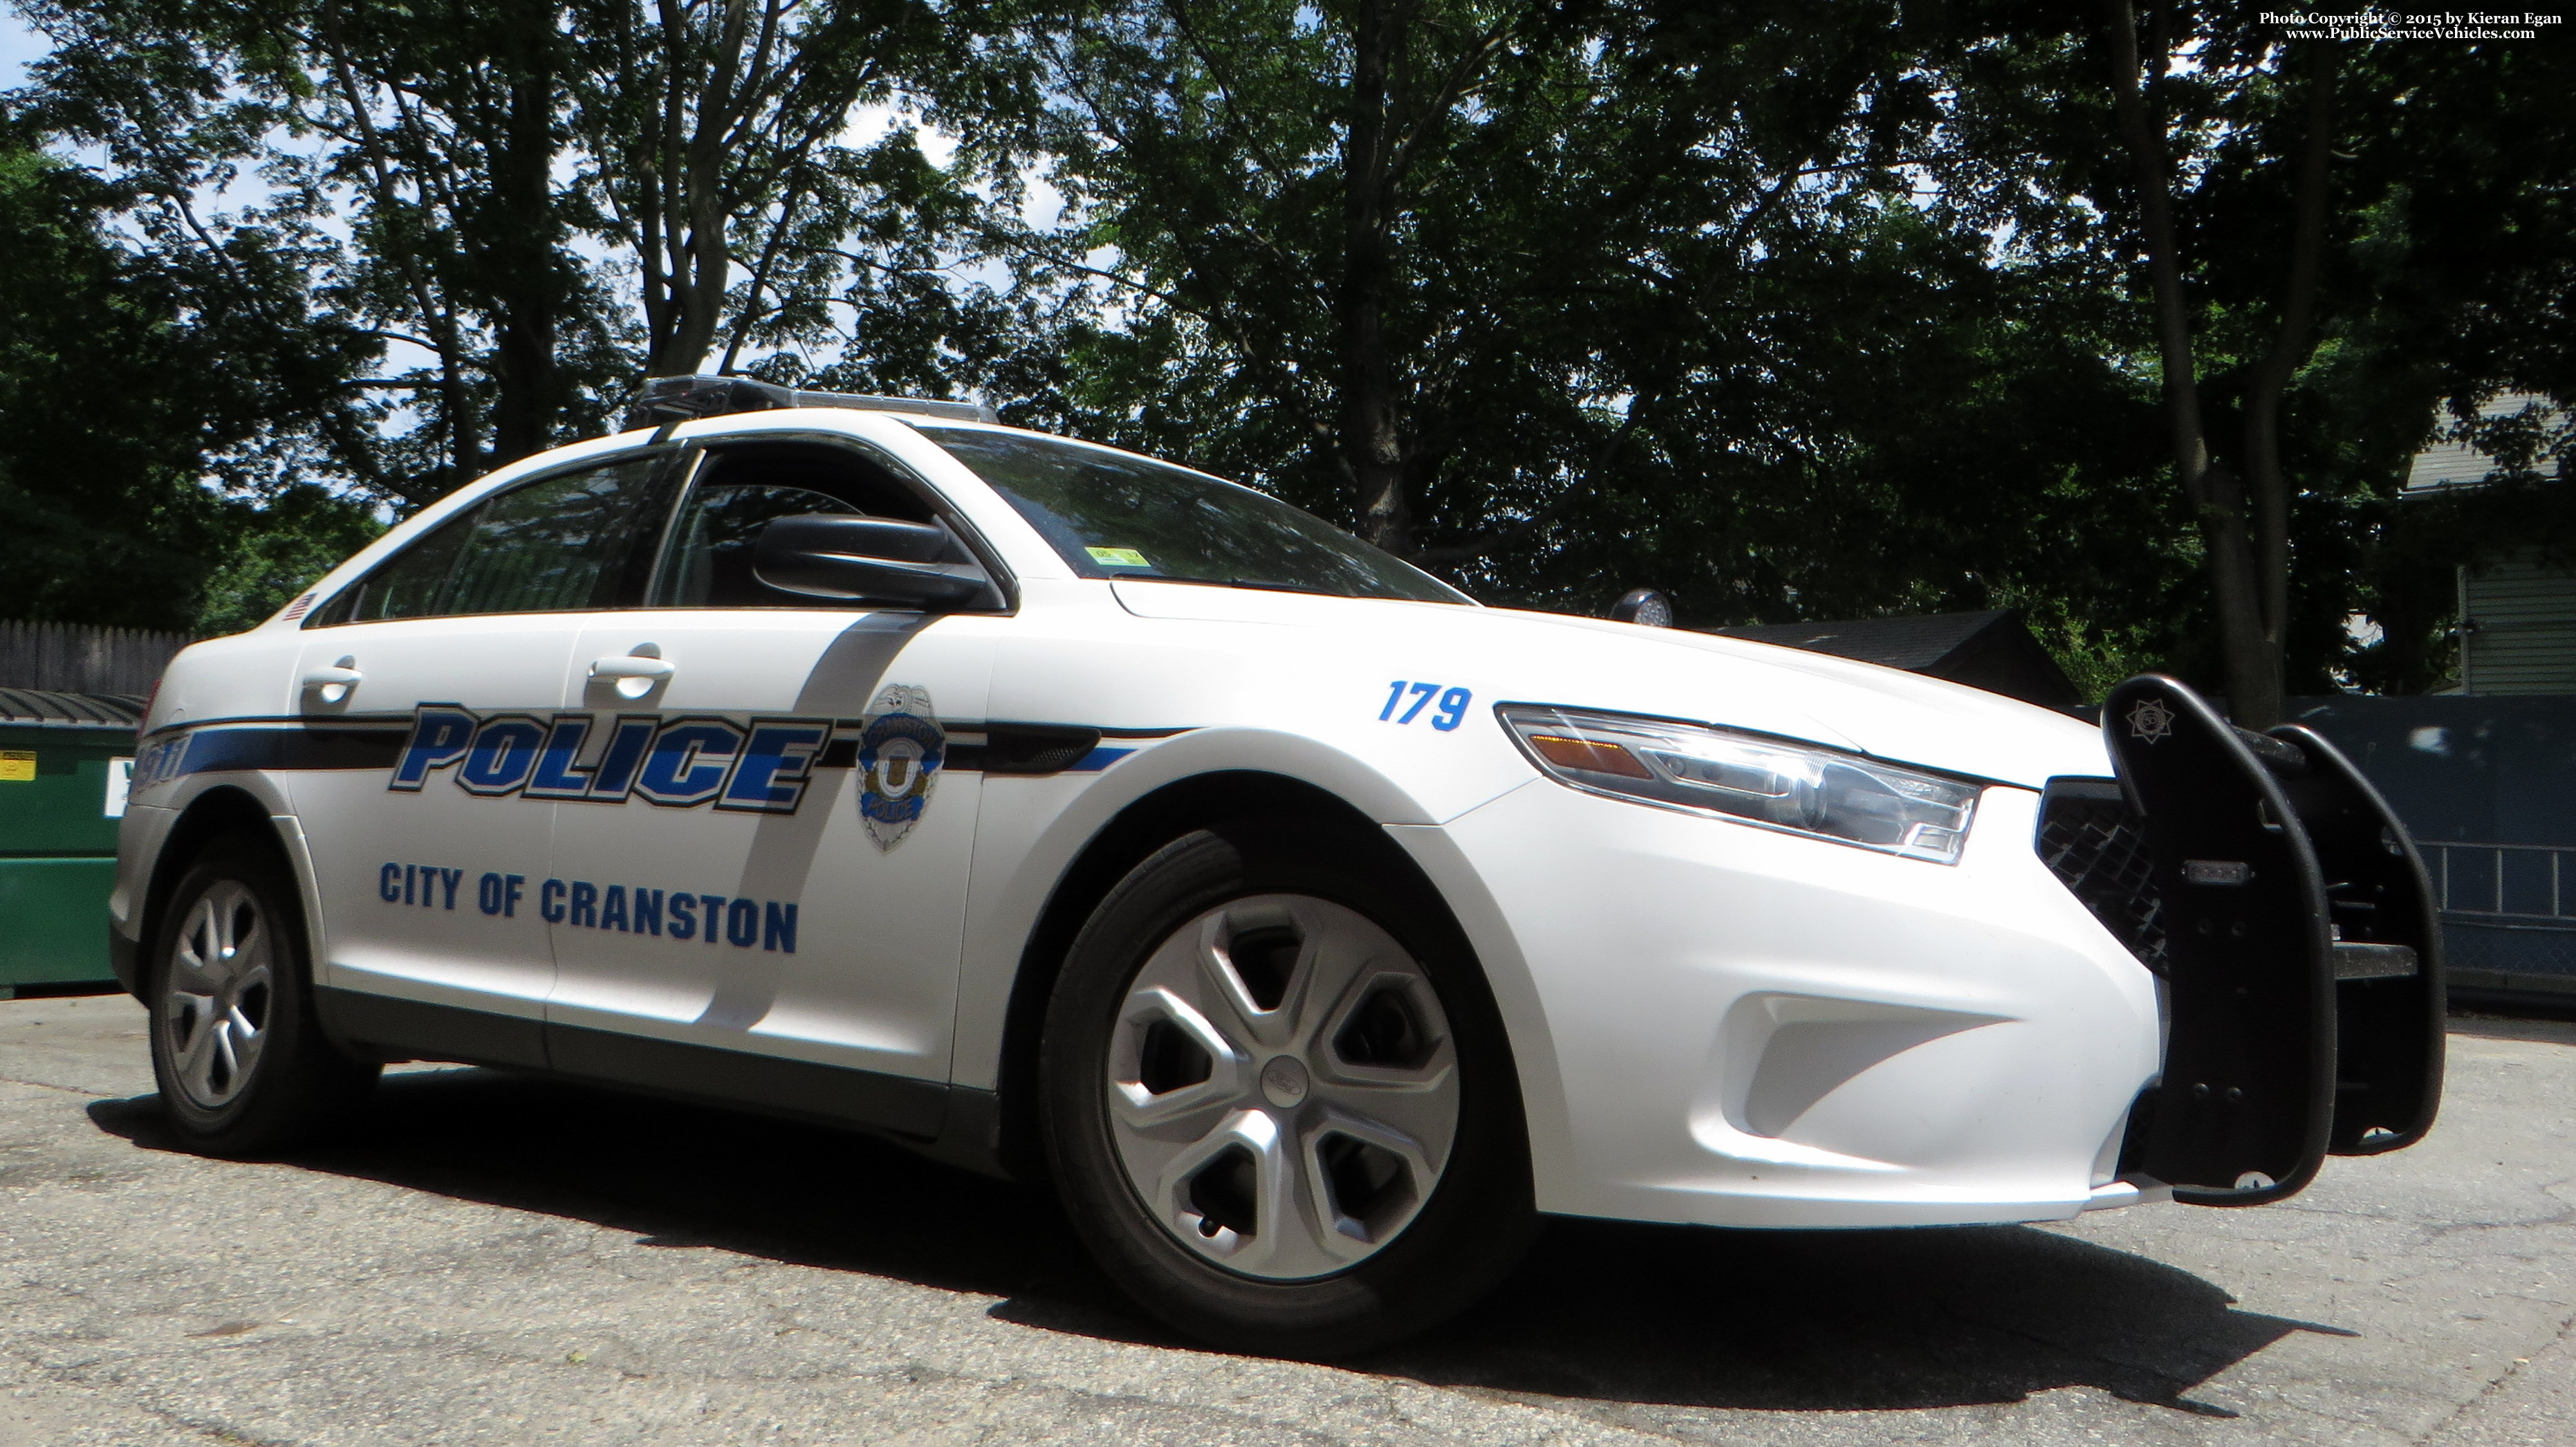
[1398,778,2166,1229]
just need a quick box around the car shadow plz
[86,1069,2344,1417]
[1363,1213,2342,1419]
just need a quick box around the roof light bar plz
[624,374,999,432]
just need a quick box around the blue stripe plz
[1066,746,1135,773]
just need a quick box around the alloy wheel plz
[160,880,275,1110]
[1104,894,1459,1281]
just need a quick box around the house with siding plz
[2403,392,2574,694]
[2385,395,2575,1003]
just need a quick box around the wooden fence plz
[0,620,197,697]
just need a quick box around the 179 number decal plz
[1379,681,1472,731]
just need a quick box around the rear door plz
[289,448,677,1061]
[540,434,1000,1134]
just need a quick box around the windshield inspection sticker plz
[1086,546,1151,568]
[858,684,945,851]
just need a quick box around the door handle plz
[589,652,675,699]
[589,654,676,680]
[302,658,361,704]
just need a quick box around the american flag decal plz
[279,591,318,621]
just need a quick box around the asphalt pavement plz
[2,991,2569,1446]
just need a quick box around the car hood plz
[1111,582,2111,789]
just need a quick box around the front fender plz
[950,728,1526,1091]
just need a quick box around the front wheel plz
[148,831,378,1155]
[1040,818,1534,1356]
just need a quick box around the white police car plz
[111,377,2445,1353]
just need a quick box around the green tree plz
[1943,6,2575,711]
[0,142,229,628]
[190,484,386,636]
[983,0,2202,676]
[992,3,1956,553]
[0,138,382,632]
[11,0,2566,690]
[18,0,1006,504]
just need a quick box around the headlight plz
[1499,704,1981,865]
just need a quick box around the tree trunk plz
[316,1,485,490]
[2104,0,2277,721]
[2239,43,2339,726]
[483,7,568,464]
[1339,0,1410,555]
[637,0,761,378]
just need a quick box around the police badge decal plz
[858,684,945,850]
[2126,696,2176,746]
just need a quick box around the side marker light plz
[1526,733,1654,779]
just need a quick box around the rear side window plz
[320,454,672,623]
[347,508,474,621]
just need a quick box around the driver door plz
[541,436,1001,1133]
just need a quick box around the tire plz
[1040,815,1535,1356]
[147,831,378,1156]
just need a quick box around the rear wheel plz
[148,831,378,1155]
[1041,818,1533,1356]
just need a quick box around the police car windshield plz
[917,427,1470,604]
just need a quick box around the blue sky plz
[3,10,44,91]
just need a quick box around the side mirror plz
[1610,588,1674,627]
[752,515,999,610]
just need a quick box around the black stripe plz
[158,715,1193,776]
[181,725,409,773]
[156,712,1185,735]
[981,724,1104,775]
[824,725,1121,775]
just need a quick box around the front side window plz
[326,453,671,623]
[916,427,1469,604]
[653,484,859,607]
[645,439,943,609]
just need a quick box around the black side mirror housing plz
[752,515,1000,610]
[1610,587,1673,627]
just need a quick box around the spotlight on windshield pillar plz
[1611,589,1673,627]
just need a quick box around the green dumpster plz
[0,689,141,997]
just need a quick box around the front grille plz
[2037,785,2168,973]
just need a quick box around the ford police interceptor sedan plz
[111,376,2445,1354]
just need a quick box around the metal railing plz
[2422,841,2576,928]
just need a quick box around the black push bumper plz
[2037,676,2445,1206]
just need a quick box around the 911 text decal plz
[380,859,795,952]
[133,732,191,791]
